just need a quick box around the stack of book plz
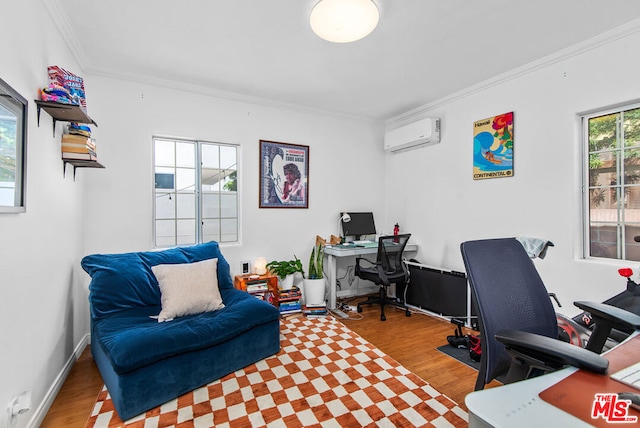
[245,278,273,303]
[302,303,328,318]
[61,123,97,161]
[278,287,302,316]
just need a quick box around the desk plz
[466,333,640,427]
[324,243,418,309]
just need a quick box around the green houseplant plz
[266,257,303,290]
[266,257,303,278]
[306,243,324,279]
[303,241,326,306]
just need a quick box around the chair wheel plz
[405,310,411,317]
[381,314,386,321]
[357,306,362,313]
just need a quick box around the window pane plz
[202,193,220,218]
[176,142,194,167]
[154,140,175,166]
[176,219,196,245]
[589,113,618,152]
[589,151,617,187]
[176,193,195,219]
[155,219,175,246]
[201,144,220,169]
[176,168,195,192]
[153,137,238,247]
[586,106,640,261]
[202,219,220,242]
[220,218,238,242]
[221,193,237,217]
[220,146,236,170]
[155,192,174,219]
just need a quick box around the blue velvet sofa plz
[81,241,281,421]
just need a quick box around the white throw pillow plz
[151,258,224,322]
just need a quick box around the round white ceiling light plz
[310,0,380,43]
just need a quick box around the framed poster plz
[473,112,514,180]
[259,140,309,208]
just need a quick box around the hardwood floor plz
[41,303,499,427]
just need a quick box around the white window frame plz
[582,101,640,261]
[153,136,239,247]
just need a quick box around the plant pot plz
[303,278,326,306]
[279,274,295,290]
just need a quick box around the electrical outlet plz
[8,391,31,424]
[241,260,251,275]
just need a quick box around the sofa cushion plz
[152,258,225,322]
[81,242,234,320]
[93,287,280,374]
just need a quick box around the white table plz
[466,332,640,427]
[324,243,418,309]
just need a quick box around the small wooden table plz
[233,273,279,307]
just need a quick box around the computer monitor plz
[341,212,376,240]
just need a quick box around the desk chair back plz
[355,234,412,321]
[460,238,558,390]
[375,234,412,284]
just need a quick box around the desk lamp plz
[339,212,351,243]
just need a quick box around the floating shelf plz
[63,159,105,180]
[35,100,98,137]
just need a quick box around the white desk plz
[466,332,640,427]
[324,243,418,309]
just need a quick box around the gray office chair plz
[356,234,412,321]
[460,237,640,390]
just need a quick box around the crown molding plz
[41,0,90,70]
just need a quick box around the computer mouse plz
[618,392,640,410]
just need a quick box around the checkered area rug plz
[86,316,468,427]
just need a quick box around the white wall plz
[0,1,91,427]
[81,76,386,273]
[385,23,640,316]
[2,2,386,427]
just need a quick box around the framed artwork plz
[0,78,28,213]
[259,140,309,208]
[473,111,514,180]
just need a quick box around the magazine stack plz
[278,286,302,317]
[302,303,328,319]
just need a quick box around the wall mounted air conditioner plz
[384,118,440,153]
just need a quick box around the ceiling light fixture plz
[310,0,380,43]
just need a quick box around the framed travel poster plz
[259,140,309,208]
[473,112,514,180]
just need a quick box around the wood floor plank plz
[41,303,493,427]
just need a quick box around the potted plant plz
[266,257,303,290]
[303,238,327,306]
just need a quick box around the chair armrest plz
[573,301,640,352]
[495,329,609,375]
[355,257,376,267]
[574,301,640,329]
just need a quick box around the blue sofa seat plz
[81,242,281,420]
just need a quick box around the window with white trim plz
[584,104,640,260]
[153,137,238,247]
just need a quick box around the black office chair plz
[356,234,412,321]
[460,237,640,390]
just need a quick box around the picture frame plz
[0,78,28,213]
[259,140,309,208]
[473,111,514,180]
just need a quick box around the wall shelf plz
[63,159,105,180]
[35,100,98,137]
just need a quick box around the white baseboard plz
[27,334,90,428]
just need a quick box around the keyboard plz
[352,240,373,245]
[611,361,640,389]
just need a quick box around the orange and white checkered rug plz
[86,316,468,427]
